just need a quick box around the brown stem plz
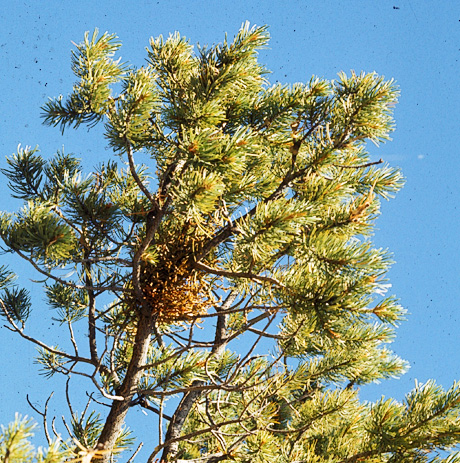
[125,140,158,208]
[96,311,155,461]
[84,258,98,364]
[26,392,54,445]
[193,262,285,289]
[334,158,383,169]
[160,385,204,462]
[212,292,235,354]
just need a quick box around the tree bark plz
[160,386,204,462]
[96,312,155,462]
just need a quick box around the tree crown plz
[2,23,460,463]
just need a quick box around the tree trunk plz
[96,312,154,462]
[160,386,203,462]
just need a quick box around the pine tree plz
[2,23,460,463]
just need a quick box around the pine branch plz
[125,139,158,208]
[12,248,125,292]
[1,300,91,369]
[194,261,285,288]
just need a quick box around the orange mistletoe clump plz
[138,239,211,324]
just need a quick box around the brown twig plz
[126,442,144,463]
[26,392,54,445]
[334,158,383,169]
[194,261,285,288]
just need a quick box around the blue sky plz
[1,0,459,454]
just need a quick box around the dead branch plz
[26,391,54,445]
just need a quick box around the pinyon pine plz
[2,22,460,463]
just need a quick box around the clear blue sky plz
[1,0,459,454]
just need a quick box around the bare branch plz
[65,378,76,419]
[68,320,79,356]
[126,442,143,463]
[0,299,121,388]
[1,306,91,366]
[247,327,284,339]
[72,256,132,265]
[129,395,172,421]
[176,454,228,463]
[334,158,384,169]
[11,248,124,292]
[159,396,164,445]
[51,417,62,443]
[194,261,286,288]
[86,392,111,408]
[125,140,158,207]
[26,392,54,445]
